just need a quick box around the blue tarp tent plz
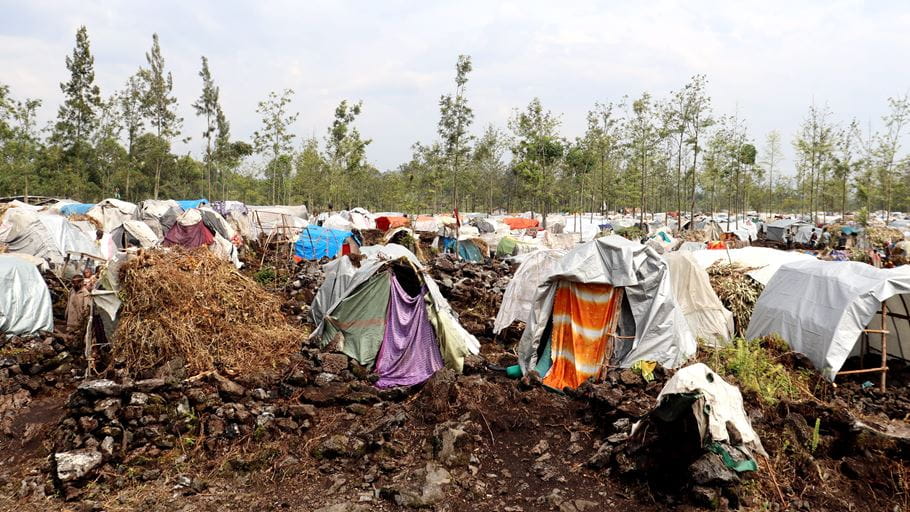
[60,203,94,216]
[294,225,352,261]
[176,198,209,211]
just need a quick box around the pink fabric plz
[374,275,443,388]
[163,222,214,249]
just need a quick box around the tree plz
[0,85,42,196]
[253,89,298,204]
[139,33,182,199]
[509,98,563,226]
[625,93,659,223]
[760,130,784,217]
[117,74,145,200]
[683,75,713,225]
[53,26,102,150]
[325,99,371,208]
[438,55,474,214]
[584,102,621,215]
[472,125,508,214]
[793,103,834,222]
[874,94,910,220]
[193,56,222,198]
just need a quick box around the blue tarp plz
[841,226,861,235]
[176,198,209,211]
[60,203,94,216]
[294,225,351,261]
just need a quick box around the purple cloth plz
[374,275,443,388]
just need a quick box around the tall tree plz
[683,75,713,226]
[53,25,102,149]
[874,94,910,220]
[193,56,222,198]
[325,99,371,208]
[117,74,145,201]
[139,33,182,199]
[438,55,474,214]
[760,130,784,217]
[509,98,563,225]
[793,103,834,223]
[253,89,298,204]
[584,102,621,216]
[472,125,508,214]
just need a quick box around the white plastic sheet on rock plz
[0,254,54,335]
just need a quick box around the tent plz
[664,252,734,346]
[163,209,215,249]
[294,225,355,261]
[109,220,159,249]
[0,207,103,264]
[138,199,182,240]
[764,218,808,243]
[688,247,814,286]
[247,207,308,239]
[59,203,94,217]
[503,217,539,230]
[86,199,139,233]
[310,245,480,386]
[494,249,565,334]
[746,259,910,381]
[375,216,410,232]
[517,236,696,389]
[0,254,54,335]
[175,198,209,211]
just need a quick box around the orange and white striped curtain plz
[542,281,624,390]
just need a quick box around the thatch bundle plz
[865,226,904,248]
[115,248,307,376]
[706,262,764,336]
[677,229,708,242]
[69,213,103,231]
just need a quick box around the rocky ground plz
[0,251,909,511]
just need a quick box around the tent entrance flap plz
[541,282,624,390]
[320,271,392,367]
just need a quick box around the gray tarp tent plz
[0,255,54,335]
[517,235,696,374]
[746,259,910,380]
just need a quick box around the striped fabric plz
[542,281,623,390]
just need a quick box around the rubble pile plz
[283,259,327,321]
[429,254,513,339]
[1,334,80,437]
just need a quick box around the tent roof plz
[688,247,814,286]
[0,254,54,335]
[746,259,910,380]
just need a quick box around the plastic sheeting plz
[87,199,139,233]
[294,225,351,261]
[60,203,94,217]
[0,255,54,335]
[664,252,734,346]
[746,260,910,380]
[643,363,766,456]
[493,249,565,334]
[176,198,209,211]
[688,247,814,286]
[518,236,696,373]
[0,208,102,263]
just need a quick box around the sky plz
[2,0,910,174]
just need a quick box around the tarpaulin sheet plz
[746,259,910,380]
[542,282,621,390]
[503,217,540,230]
[375,216,410,232]
[321,272,391,367]
[0,255,53,335]
[664,251,734,346]
[60,203,94,216]
[494,249,565,333]
[294,225,351,261]
[374,276,443,388]
[176,198,208,211]
[518,235,695,373]
[163,222,214,248]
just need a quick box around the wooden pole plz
[881,302,888,392]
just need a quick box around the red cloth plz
[163,222,215,249]
[503,217,540,230]
[707,241,726,250]
[375,216,410,231]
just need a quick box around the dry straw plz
[115,248,307,376]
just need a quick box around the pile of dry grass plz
[677,229,708,242]
[115,248,308,376]
[706,262,763,336]
[866,226,904,247]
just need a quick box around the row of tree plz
[2,27,910,222]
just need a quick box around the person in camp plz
[809,228,819,248]
[82,267,97,290]
[820,227,831,248]
[65,275,91,336]
[837,231,848,250]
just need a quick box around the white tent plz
[87,198,139,233]
[517,235,696,373]
[247,207,308,239]
[746,259,910,380]
[0,254,54,335]
[664,251,735,346]
[0,208,103,264]
[688,247,814,286]
[493,249,565,334]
